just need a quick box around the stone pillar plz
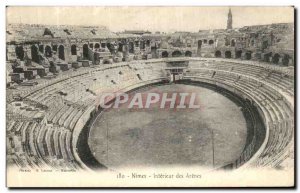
[259,53,264,62]
[64,43,71,63]
[122,43,129,58]
[232,51,236,59]
[269,57,273,64]
[252,52,258,61]
[278,57,283,65]
[25,45,32,59]
[241,52,246,60]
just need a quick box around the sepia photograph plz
[5,6,295,188]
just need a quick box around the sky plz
[6,6,294,32]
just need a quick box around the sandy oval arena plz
[87,83,250,170]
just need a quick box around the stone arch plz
[140,41,145,49]
[172,50,182,57]
[225,38,230,46]
[231,39,236,47]
[94,43,100,49]
[198,40,202,49]
[106,43,114,53]
[151,44,157,57]
[135,41,139,47]
[235,50,242,59]
[262,40,268,49]
[225,51,232,58]
[39,45,44,53]
[162,51,169,58]
[83,44,89,59]
[31,45,39,63]
[58,45,65,60]
[208,40,214,45]
[45,45,52,57]
[118,43,123,52]
[129,42,134,53]
[185,51,192,57]
[15,46,24,60]
[215,50,221,58]
[272,53,280,64]
[282,54,290,66]
[263,52,272,62]
[245,51,252,60]
[71,44,77,55]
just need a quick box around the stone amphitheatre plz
[6,9,294,172]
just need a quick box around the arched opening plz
[161,51,168,58]
[215,50,221,58]
[118,43,123,52]
[39,45,44,53]
[172,51,182,57]
[31,45,39,63]
[282,55,290,66]
[83,44,89,59]
[43,28,54,37]
[272,53,280,64]
[262,40,268,50]
[225,51,232,58]
[135,41,139,47]
[185,51,192,57]
[208,40,214,45]
[15,46,24,60]
[49,61,55,67]
[140,41,145,49]
[225,38,230,46]
[203,39,207,44]
[235,50,242,59]
[146,40,151,47]
[45,45,52,57]
[58,45,65,60]
[89,43,94,49]
[231,39,235,47]
[245,51,252,60]
[94,43,100,49]
[129,42,134,53]
[151,45,157,58]
[71,45,77,55]
[106,43,114,53]
[198,40,202,49]
[101,43,106,48]
[263,53,271,62]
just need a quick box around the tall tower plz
[227,8,233,30]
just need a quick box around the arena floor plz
[88,84,248,170]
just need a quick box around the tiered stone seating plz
[7,58,294,170]
[184,60,294,168]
